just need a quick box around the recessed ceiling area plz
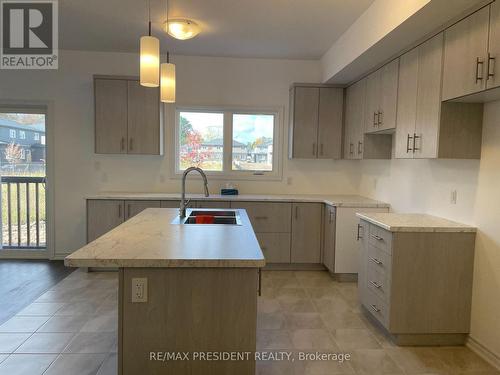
[59,0,375,59]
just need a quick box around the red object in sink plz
[195,215,215,224]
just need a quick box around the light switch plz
[131,277,148,303]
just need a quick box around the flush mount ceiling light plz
[164,18,201,40]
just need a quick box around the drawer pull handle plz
[370,304,381,313]
[370,280,382,289]
[254,216,268,220]
[369,256,382,265]
[371,234,383,241]
[356,224,363,241]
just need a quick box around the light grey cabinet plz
[364,59,399,133]
[94,76,162,155]
[442,6,490,100]
[322,205,336,272]
[291,203,322,263]
[358,219,475,345]
[124,200,161,220]
[87,200,124,242]
[488,1,500,90]
[396,33,484,159]
[289,85,343,159]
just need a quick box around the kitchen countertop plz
[65,208,265,268]
[86,193,390,208]
[356,212,476,233]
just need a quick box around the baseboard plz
[467,336,500,370]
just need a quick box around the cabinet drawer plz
[366,264,391,303]
[364,288,390,329]
[369,224,392,254]
[255,233,291,263]
[230,202,291,233]
[366,244,392,276]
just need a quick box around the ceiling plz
[59,0,375,60]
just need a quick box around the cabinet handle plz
[357,224,363,240]
[476,57,484,83]
[370,280,382,289]
[373,112,377,127]
[258,268,262,297]
[487,53,495,80]
[370,304,381,313]
[320,143,324,156]
[413,133,420,152]
[349,143,354,155]
[357,141,363,155]
[406,134,413,153]
[312,143,316,156]
[378,111,383,126]
[371,234,383,241]
[129,138,133,151]
[118,204,122,218]
[369,256,382,265]
[295,206,299,220]
[329,211,334,224]
[120,137,125,151]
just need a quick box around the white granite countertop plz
[65,208,265,268]
[86,193,389,208]
[356,213,476,233]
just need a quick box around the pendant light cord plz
[166,0,170,63]
[148,0,152,36]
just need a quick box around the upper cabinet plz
[289,85,343,159]
[396,33,484,159]
[442,4,498,100]
[94,76,163,155]
[364,59,399,133]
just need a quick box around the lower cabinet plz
[322,205,336,272]
[124,200,161,220]
[255,233,291,263]
[87,200,125,242]
[291,203,322,263]
[358,219,475,345]
[334,206,389,274]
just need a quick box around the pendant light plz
[140,0,160,87]
[161,52,176,103]
[160,0,176,103]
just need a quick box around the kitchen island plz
[65,208,265,375]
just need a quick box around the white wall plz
[0,50,360,258]
[358,100,500,360]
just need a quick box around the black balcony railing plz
[1,176,46,249]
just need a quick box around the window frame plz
[172,105,283,180]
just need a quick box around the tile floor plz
[0,269,498,375]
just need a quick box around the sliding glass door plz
[0,109,47,257]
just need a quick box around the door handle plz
[413,133,420,153]
[356,224,363,240]
[370,234,383,241]
[406,134,413,153]
[378,111,383,126]
[120,137,125,151]
[476,57,484,83]
[358,141,363,155]
[349,143,354,155]
[487,53,495,80]
[373,112,377,127]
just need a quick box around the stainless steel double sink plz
[171,209,242,225]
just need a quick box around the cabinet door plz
[378,59,399,132]
[161,200,181,208]
[442,6,490,100]
[256,233,291,263]
[395,48,418,159]
[487,1,500,89]
[291,87,319,158]
[127,81,161,155]
[194,200,231,208]
[344,81,365,159]
[364,70,380,133]
[322,205,336,272]
[94,79,128,154]
[291,203,322,263]
[124,200,161,220]
[414,33,444,159]
[317,88,343,159]
[87,200,125,242]
[357,220,370,306]
[334,207,389,274]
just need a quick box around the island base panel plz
[118,267,258,375]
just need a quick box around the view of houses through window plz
[178,110,275,174]
[0,112,46,250]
